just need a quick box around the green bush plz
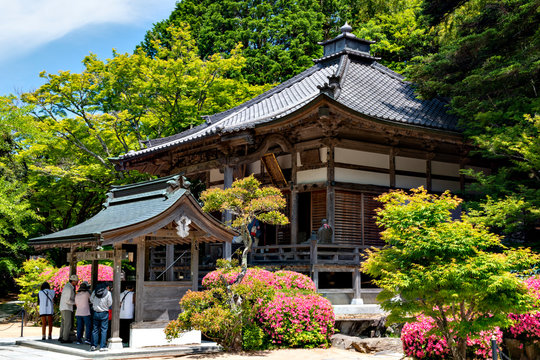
[14,258,56,323]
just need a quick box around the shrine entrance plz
[30,175,236,348]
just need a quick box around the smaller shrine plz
[29,174,236,348]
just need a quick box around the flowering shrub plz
[274,270,316,292]
[43,264,113,294]
[257,292,334,348]
[168,267,334,351]
[507,276,540,341]
[402,315,503,359]
[202,267,276,289]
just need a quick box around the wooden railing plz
[250,240,369,267]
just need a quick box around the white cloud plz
[0,0,174,61]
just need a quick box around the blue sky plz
[0,0,177,96]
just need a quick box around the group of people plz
[37,275,135,351]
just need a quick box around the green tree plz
[362,187,538,360]
[200,175,289,270]
[141,0,328,85]
[0,97,42,293]
[409,0,540,240]
[20,24,266,236]
[352,0,435,72]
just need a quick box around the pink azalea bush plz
[507,276,540,341]
[274,270,317,292]
[172,267,333,350]
[402,315,502,359]
[202,267,277,289]
[257,292,334,348]
[42,264,113,294]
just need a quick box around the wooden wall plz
[140,281,191,321]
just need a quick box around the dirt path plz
[145,348,403,360]
[0,320,60,339]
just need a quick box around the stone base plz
[331,334,402,354]
[130,327,201,348]
[108,336,123,350]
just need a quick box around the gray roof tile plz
[117,55,458,161]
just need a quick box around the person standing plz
[74,281,91,344]
[37,282,55,340]
[119,283,135,346]
[59,274,79,343]
[90,282,112,351]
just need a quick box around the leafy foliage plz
[141,0,328,85]
[200,175,289,269]
[17,24,265,240]
[14,258,55,322]
[409,0,540,240]
[0,97,42,294]
[402,315,503,359]
[165,266,334,351]
[362,187,539,360]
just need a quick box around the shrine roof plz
[29,175,235,248]
[112,25,459,163]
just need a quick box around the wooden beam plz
[91,260,99,291]
[191,237,199,291]
[389,147,396,188]
[166,244,175,281]
[135,237,145,323]
[223,165,233,260]
[326,146,335,242]
[69,247,77,276]
[108,244,123,349]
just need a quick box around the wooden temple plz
[29,175,236,347]
[109,24,490,304]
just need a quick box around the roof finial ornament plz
[341,22,352,34]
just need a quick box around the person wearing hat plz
[90,282,112,351]
[59,274,79,343]
[75,281,92,345]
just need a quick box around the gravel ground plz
[138,348,403,360]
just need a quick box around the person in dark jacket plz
[89,283,112,351]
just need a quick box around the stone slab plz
[333,305,384,315]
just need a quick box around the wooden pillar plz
[108,244,123,349]
[326,145,335,242]
[69,247,77,276]
[290,190,298,244]
[310,239,319,290]
[191,237,199,291]
[223,165,234,260]
[389,147,396,188]
[291,149,298,244]
[91,260,99,291]
[352,267,363,304]
[166,244,175,281]
[426,153,434,191]
[135,237,145,323]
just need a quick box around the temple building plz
[30,25,491,342]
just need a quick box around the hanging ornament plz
[176,215,191,238]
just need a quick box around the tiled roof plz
[114,29,458,162]
[29,175,188,244]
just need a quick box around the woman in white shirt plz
[38,282,55,340]
[119,283,135,345]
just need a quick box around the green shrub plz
[14,258,56,323]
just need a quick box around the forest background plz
[0,0,538,294]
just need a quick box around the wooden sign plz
[68,250,128,262]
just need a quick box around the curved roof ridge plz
[207,62,326,123]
